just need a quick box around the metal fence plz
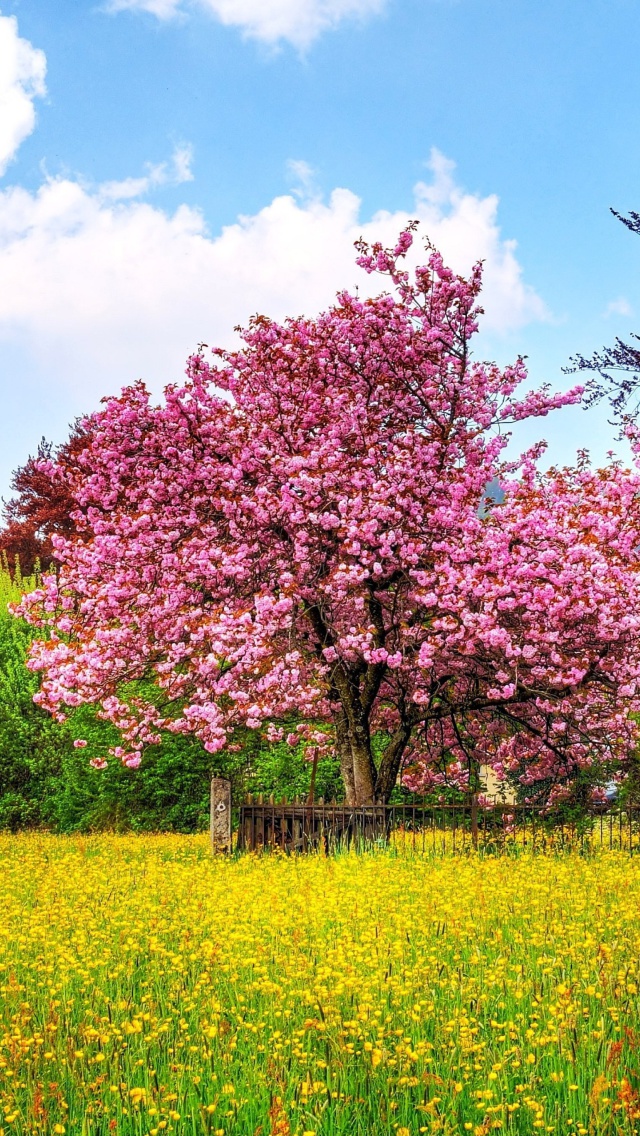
[235,797,640,854]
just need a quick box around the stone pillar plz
[210,777,232,853]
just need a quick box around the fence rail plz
[236,799,640,854]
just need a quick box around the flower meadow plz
[0,838,639,1136]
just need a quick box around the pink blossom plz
[14,228,640,805]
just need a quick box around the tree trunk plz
[374,722,413,803]
[333,704,376,805]
[334,707,356,804]
[334,711,413,805]
[351,736,376,805]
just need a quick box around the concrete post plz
[210,777,232,853]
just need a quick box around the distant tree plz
[567,209,640,421]
[0,422,90,575]
[17,231,640,806]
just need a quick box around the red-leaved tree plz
[1,424,90,575]
[17,232,640,803]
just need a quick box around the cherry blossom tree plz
[17,231,640,804]
[401,454,640,803]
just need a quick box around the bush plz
[0,564,70,829]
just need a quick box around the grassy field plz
[0,837,639,1135]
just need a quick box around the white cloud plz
[106,0,387,48]
[0,12,47,176]
[98,142,194,201]
[0,148,548,411]
[286,158,320,201]
[604,296,633,319]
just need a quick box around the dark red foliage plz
[0,422,91,575]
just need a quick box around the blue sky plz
[1,0,639,497]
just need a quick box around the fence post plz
[471,793,479,851]
[210,777,232,854]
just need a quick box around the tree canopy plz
[18,231,640,805]
[0,423,90,575]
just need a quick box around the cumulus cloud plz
[106,0,387,48]
[0,147,548,409]
[0,12,548,486]
[0,12,47,176]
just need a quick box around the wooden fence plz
[235,796,640,854]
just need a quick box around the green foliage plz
[0,562,69,830]
[53,711,343,832]
[52,709,215,832]
[238,735,343,803]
